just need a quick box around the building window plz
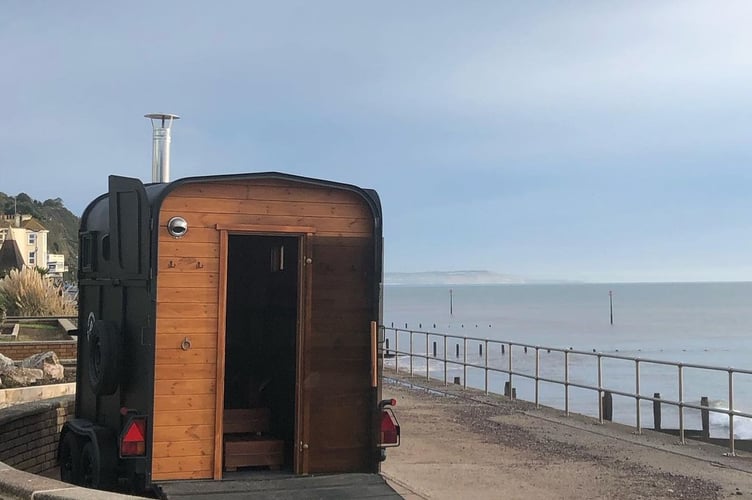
[28,233,36,245]
[29,252,35,265]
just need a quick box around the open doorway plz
[223,234,300,473]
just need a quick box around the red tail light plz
[380,408,400,447]
[120,417,146,457]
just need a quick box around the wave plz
[707,401,752,439]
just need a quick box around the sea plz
[383,282,752,439]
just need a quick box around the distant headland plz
[384,270,582,286]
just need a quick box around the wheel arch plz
[59,419,118,483]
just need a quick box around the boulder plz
[3,367,44,386]
[21,351,64,380]
[0,353,13,374]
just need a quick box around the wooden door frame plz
[213,224,315,479]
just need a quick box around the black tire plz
[80,439,116,490]
[87,320,121,395]
[59,432,82,485]
[80,441,98,488]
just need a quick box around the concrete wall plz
[0,395,74,474]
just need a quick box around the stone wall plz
[0,396,74,474]
[0,341,77,361]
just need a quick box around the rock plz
[3,367,44,386]
[0,353,13,374]
[21,351,64,380]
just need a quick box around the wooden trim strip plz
[215,223,316,234]
[213,229,229,480]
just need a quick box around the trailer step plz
[156,473,401,499]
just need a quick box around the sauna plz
[58,114,398,495]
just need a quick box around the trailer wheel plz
[59,432,82,485]
[80,439,116,490]
[80,441,98,488]
[88,320,121,396]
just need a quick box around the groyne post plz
[504,381,516,399]
[601,391,613,421]
[701,396,710,439]
[653,392,662,431]
[433,341,437,357]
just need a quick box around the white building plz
[0,214,64,276]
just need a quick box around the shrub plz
[0,267,77,316]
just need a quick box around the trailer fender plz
[60,419,118,489]
[87,320,122,396]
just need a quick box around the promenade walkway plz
[382,371,752,500]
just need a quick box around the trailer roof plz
[82,171,382,230]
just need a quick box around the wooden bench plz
[223,408,284,472]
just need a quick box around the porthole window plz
[167,217,188,238]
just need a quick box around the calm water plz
[383,282,752,438]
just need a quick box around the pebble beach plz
[382,370,752,500]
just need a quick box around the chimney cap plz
[144,113,180,128]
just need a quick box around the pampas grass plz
[0,268,76,316]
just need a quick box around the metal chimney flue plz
[145,113,180,183]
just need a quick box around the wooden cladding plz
[304,236,376,473]
[152,178,378,481]
[159,179,374,238]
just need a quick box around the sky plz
[2,1,752,283]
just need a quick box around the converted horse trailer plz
[58,115,399,496]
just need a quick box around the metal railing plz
[382,326,752,456]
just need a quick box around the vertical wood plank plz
[295,233,314,474]
[213,229,228,480]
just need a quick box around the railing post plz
[425,333,430,380]
[597,354,603,424]
[443,335,448,386]
[463,337,467,389]
[535,347,540,408]
[484,339,489,394]
[508,343,513,400]
[635,359,641,434]
[564,350,570,416]
[395,329,400,373]
[381,326,386,375]
[678,364,685,444]
[729,369,736,456]
[409,330,414,376]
